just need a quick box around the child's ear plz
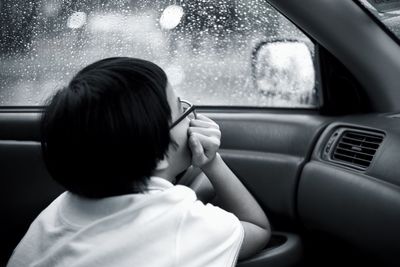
[155,157,169,170]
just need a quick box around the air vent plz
[331,130,384,170]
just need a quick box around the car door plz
[1,0,399,267]
[0,1,324,265]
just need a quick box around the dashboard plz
[298,113,400,265]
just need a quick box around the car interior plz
[1,0,400,266]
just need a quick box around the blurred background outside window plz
[0,0,317,107]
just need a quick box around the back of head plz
[41,57,171,198]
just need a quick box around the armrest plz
[237,231,303,267]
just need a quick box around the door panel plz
[208,112,330,221]
[220,149,302,218]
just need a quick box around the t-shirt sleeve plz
[176,200,244,267]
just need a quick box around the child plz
[7,57,270,267]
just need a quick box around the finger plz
[190,119,219,129]
[195,114,215,123]
[192,132,220,152]
[188,133,204,156]
[189,127,221,139]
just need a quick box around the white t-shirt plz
[7,177,244,267]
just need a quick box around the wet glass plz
[0,0,317,107]
[358,0,400,39]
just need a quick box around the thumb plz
[188,134,205,164]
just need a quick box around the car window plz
[0,0,318,108]
[359,0,400,38]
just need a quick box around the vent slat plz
[335,155,370,168]
[341,136,381,146]
[345,132,383,142]
[333,152,372,164]
[337,143,377,154]
[329,130,384,170]
[335,147,374,159]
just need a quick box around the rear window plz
[0,0,317,108]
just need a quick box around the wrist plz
[200,152,221,174]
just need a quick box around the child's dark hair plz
[41,57,171,198]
